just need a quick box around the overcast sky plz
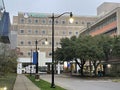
[2,0,120,20]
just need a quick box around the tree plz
[96,35,114,75]
[76,35,93,76]
[89,35,105,76]
[55,36,79,72]
[0,43,17,75]
[55,35,94,76]
[112,35,120,58]
[55,34,115,76]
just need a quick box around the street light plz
[23,12,73,85]
[35,38,48,79]
[49,12,73,88]
[24,14,48,78]
[30,49,32,76]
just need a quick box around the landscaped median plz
[27,75,66,90]
[0,73,17,90]
[112,79,120,82]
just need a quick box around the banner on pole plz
[33,52,37,64]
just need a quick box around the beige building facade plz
[12,2,120,74]
[12,12,97,73]
[12,12,97,58]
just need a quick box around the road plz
[40,74,120,90]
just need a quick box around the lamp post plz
[35,40,38,74]
[30,49,32,76]
[49,12,73,88]
[35,38,48,78]
[24,14,48,74]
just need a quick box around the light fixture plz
[49,12,73,88]
[107,64,111,68]
[45,38,48,45]
[69,12,74,23]
[4,86,7,90]
[24,13,29,18]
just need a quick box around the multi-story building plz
[81,2,120,36]
[81,2,120,75]
[12,12,97,74]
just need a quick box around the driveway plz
[40,74,120,90]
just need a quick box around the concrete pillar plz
[57,62,60,74]
[17,63,22,74]
[117,9,120,35]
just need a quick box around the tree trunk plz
[74,59,85,76]
[94,67,97,76]
[93,61,101,77]
[74,59,81,68]
[104,53,109,76]
[74,59,83,76]
[89,60,92,76]
[80,64,84,76]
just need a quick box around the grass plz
[27,75,66,90]
[112,79,120,82]
[0,73,17,90]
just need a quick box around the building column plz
[17,62,22,74]
[57,61,60,74]
[117,9,120,35]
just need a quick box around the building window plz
[20,18,24,24]
[42,19,46,24]
[34,19,39,24]
[75,21,79,24]
[63,31,66,35]
[49,42,52,45]
[62,20,66,24]
[28,29,32,34]
[69,31,72,35]
[28,41,31,45]
[75,32,79,35]
[87,22,91,27]
[42,41,45,45]
[20,41,24,45]
[42,30,46,35]
[49,19,52,24]
[55,20,59,24]
[28,52,31,56]
[20,30,24,34]
[35,30,39,34]
[28,19,32,24]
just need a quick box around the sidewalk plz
[13,74,40,90]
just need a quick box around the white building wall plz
[38,51,52,66]
[17,52,52,74]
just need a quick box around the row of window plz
[103,28,117,35]
[21,51,52,57]
[19,40,60,46]
[20,18,72,25]
[20,18,92,25]
[19,29,79,36]
[90,14,117,32]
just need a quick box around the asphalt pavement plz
[40,74,120,90]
